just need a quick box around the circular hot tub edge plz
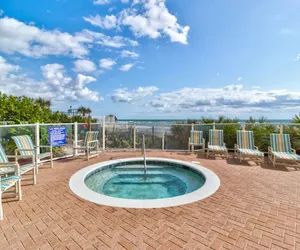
[69,157,220,209]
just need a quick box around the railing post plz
[191,123,194,152]
[74,122,78,156]
[213,122,216,130]
[162,123,165,150]
[280,123,283,134]
[133,124,136,151]
[102,117,106,151]
[35,122,40,164]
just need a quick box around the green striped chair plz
[188,130,205,153]
[12,135,53,173]
[234,130,264,164]
[0,149,22,220]
[0,143,36,185]
[268,134,300,167]
[73,131,99,160]
[207,129,228,158]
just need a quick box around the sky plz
[0,0,300,119]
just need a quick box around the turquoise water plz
[85,164,205,199]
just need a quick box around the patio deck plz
[1,152,300,250]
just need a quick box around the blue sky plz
[0,0,300,119]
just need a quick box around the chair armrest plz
[0,162,18,167]
[234,144,239,149]
[87,140,99,147]
[268,146,273,152]
[254,146,259,150]
[39,145,52,148]
[223,142,226,147]
[291,148,296,154]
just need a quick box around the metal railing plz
[0,121,299,160]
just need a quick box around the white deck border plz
[69,157,220,209]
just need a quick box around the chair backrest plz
[0,144,8,163]
[270,134,291,153]
[83,131,99,147]
[12,135,35,156]
[209,129,223,146]
[190,131,203,145]
[237,130,255,149]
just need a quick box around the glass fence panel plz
[40,124,74,158]
[283,124,300,151]
[135,123,162,149]
[0,125,36,154]
[106,123,133,149]
[245,123,280,152]
[164,124,192,150]
[215,123,243,150]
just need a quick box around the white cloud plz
[73,59,96,72]
[147,85,300,113]
[78,29,138,48]
[237,77,242,81]
[0,56,101,102]
[93,0,110,4]
[99,58,116,69]
[294,53,300,61]
[111,86,158,103]
[0,17,91,58]
[120,0,190,44]
[121,50,139,58]
[83,0,189,44]
[83,15,117,29]
[120,63,134,71]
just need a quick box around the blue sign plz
[48,126,67,147]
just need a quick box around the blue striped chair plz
[73,131,99,160]
[207,129,228,158]
[0,146,22,220]
[269,134,300,167]
[188,131,205,153]
[234,130,264,164]
[12,135,53,173]
[0,143,36,185]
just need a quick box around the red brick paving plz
[1,152,300,249]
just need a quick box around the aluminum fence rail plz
[0,122,299,161]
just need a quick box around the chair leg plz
[17,179,22,201]
[273,158,276,167]
[33,167,37,185]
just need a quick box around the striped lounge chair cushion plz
[0,144,9,163]
[12,135,35,156]
[237,131,255,149]
[270,134,292,153]
[83,131,99,148]
[208,145,227,152]
[1,175,20,191]
[209,129,223,146]
[0,164,34,175]
[238,149,264,156]
[272,152,300,160]
[190,131,203,145]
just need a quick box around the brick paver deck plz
[1,152,300,250]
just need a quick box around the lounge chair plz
[234,130,264,164]
[0,143,36,184]
[207,129,228,158]
[0,161,22,220]
[73,131,99,160]
[188,130,205,153]
[268,134,300,168]
[12,135,53,173]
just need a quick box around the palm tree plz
[35,98,51,109]
[77,106,90,117]
[293,113,300,123]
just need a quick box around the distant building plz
[105,115,117,123]
[63,106,81,117]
